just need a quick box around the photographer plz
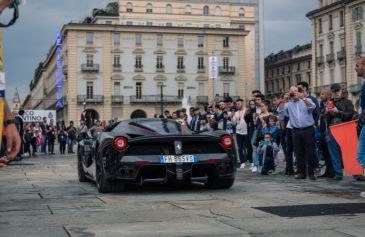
[325,84,355,181]
[284,86,317,180]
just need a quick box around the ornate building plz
[12,88,21,110]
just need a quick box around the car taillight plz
[221,135,233,148]
[113,137,128,151]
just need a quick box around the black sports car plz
[77,118,237,193]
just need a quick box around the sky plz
[2,0,317,105]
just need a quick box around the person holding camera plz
[284,86,317,180]
[325,84,355,181]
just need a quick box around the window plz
[223,57,229,69]
[239,8,245,17]
[319,44,323,56]
[281,67,285,75]
[157,56,163,68]
[199,83,205,96]
[203,6,209,15]
[340,10,344,27]
[86,32,93,45]
[156,33,163,46]
[353,6,364,22]
[146,22,153,26]
[341,67,346,83]
[330,69,335,84]
[135,56,142,69]
[319,71,324,86]
[329,14,333,30]
[136,82,142,99]
[178,83,184,100]
[177,35,184,47]
[86,54,94,67]
[296,74,301,84]
[177,56,184,69]
[271,81,274,92]
[86,82,94,99]
[113,55,121,67]
[287,76,291,87]
[340,37,345,48]
[318,18,322,34]
[330,41,335,54]
[126,21,133,25]
[166,4,172,14]
[114,81,121,96]
[105,21,112,24]
[136,33,142,46]
[308,61,311,69]
[288,65,291,74]
[282,78,285,89]
[276,80,280,91]
[198,35,204,47]
[166,22,172,27]
[215,6,221,15]
[223,83,230,97]
[198,57,204,69]
[239,24,245,30]
[297,63,300,71]
[146,3,153,13]
[223,36,229,48]
[126,2,133,12]
[356,31,362,46]
[113,33,120,46]
[307,72,311,85]
[185,5,192,14]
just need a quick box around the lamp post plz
[160,84,164,117]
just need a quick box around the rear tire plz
[95,157,125,193]
[205,176,235,189]
[78,150,89,182]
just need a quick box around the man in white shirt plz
[232,99,249,168]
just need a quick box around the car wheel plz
[205,176,235,189]
[95,157,125,193]
[78,150,89,182]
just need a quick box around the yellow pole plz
[0,29,5,148]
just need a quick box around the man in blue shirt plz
[284,86,317,180]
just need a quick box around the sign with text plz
[12,110,57,124]
[209,55,218,80]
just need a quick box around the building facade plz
[27,0,261,123]
[307,0,365,104]
[265,44,312,97]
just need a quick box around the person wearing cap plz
[325,83,355,181]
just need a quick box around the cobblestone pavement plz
[0,155,365,237]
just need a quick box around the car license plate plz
[160,155,197,163]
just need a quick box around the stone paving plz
[0,155,365,237]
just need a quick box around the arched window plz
[185,5,192,14]
[239,8,245,17]
[203,6,209,15]
[215,6,221,16]
[146,3,153,13]
[166,4,172,14]
[126,2,133,12]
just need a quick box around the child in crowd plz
[262,115,280,144]
[257,133,280,175]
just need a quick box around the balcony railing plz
[77,95,104,103]
[156,65,165,72]
[111,95,124,103]
[113,64,122,72]
[197,66,206,73]
[81,64,99,72]
[130,95,182,103]
[196,96,209,104]
[177,66,186,73]
[135,65,143,72]
[326,53,335,63]
[217,95,241,101]
[348,84,362,94]
[337,49,346,61]
[219,66,236,75]
[355,44,362,55]
[316,56,324,65]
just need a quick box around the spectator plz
[14,109,25,160]
[58,128,67,155]
[262,115,280,145]
[214,100,227,130]
[284,86,317,180]
[297,82,320,126]
[23,125,33,157]
[245,99,257,167]
[232,99,249,168]
[258,133,279,175]
[164,110,173,119]
[252,90,263,99]
[47,119,56,155]
[90,120,104,138]
[190,107,202,132]
[172,112,178,120]
[176,110,189,128]
[67,121,76,154]
[40,117,48,154]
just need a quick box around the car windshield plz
[129,119,190,135]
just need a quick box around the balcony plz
[326,53,335,63]
[316,56,324,65]
[337,49,346,61]
[177,66,186,73]
[77,95,104,104]
[196,96,209,104]
[217,96,241,101]
[219,66,236,75]
[81,64,99,73]
[197,66,206,73]
[111,95,124,103]
[135,65,143,72]
[156,65,165,73]
[355,44,362,55]
[130,95,182,104]
[113,64,122,72]
[348,84,362,94]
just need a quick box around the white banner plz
[12,110,57,124]
[209,56,218,80]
